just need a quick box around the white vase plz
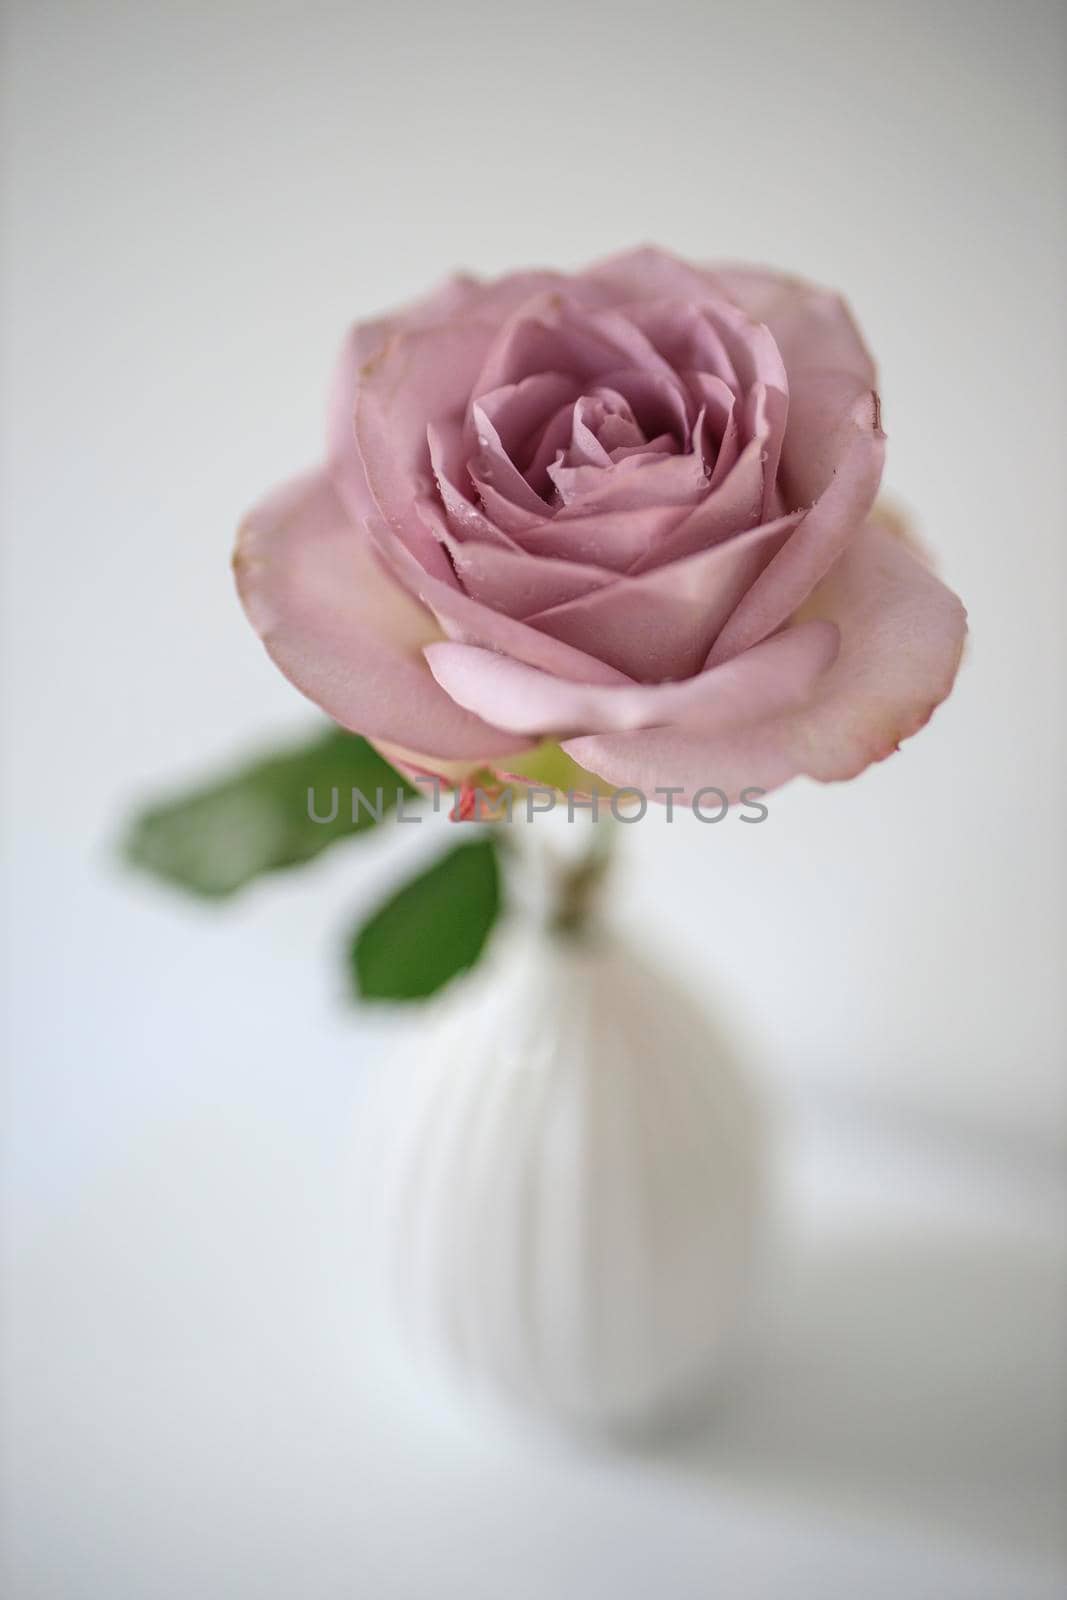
[378,921,766,1432]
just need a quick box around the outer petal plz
[327,268,574,514]
[349,276,604,557]
[233,469,526,760]
[326,275,486,523]
[354,317,501,575]
[708,264,877,388]
[707,382,885,664]
[424,619,839,738]
[564,518,966,801]
[583,244,727,308]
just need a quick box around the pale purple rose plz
[234,247,966,799]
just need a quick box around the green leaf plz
[123,728,417,898]
[351,836,502,1001]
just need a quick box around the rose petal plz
[627,436,766,573]
[564,719,802,806]
[524,513,800,681]
[354,315,506,573]
[523,399,583,496]
[584,244,727,307]
[709,265,877,388]
[233,469,524,759]
[425,619,839,737]
[684,372,739,486]
[498,502,692,573]
[564,519,966,800]
[468,468,550,537]
[547,445,710,512]
[628,297,788,518]
[437,530,615,617]
[326,272,510,526]
[367,511,630,687]
[708,381,885,664]
[627,300,741,392]
[427,422,521,549]
[589,367,691,442]
[561,395,617,468]
[469,295,682,405]
[468,399,553,517]
[475,372,578,458]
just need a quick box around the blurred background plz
[2,1,1065,1595]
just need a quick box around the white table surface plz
[7,1000,1066,1599]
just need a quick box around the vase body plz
[380,926,765,1432]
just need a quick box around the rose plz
[235,247,965,800]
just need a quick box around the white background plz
[3,2,1065,1596]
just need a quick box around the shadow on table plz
[650,1225,1067,1564]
